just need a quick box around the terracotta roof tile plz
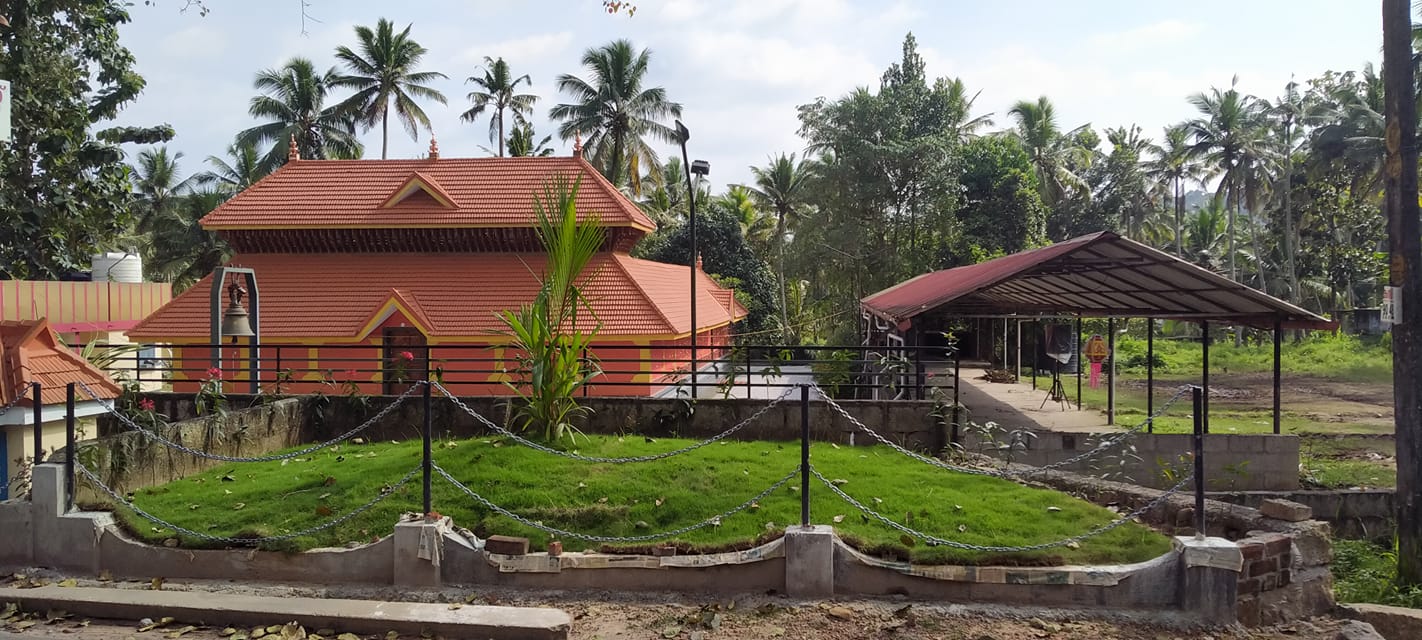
[130,253,747,341]
[201,157,656,232]
[0,319,122,406]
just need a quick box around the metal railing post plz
[745,348,752,397]
[65,382,76,512]
[915,344,926,400]
[31,382,42,463]
[800,384,810,527]
[422,381,433,515]
[1192,385,1206,538]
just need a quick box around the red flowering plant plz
[116,380,168,429]
[320,368,369,408]
[387,350,418,386]
[195,366,228,418]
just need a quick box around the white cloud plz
[456,32,575,67]
[680,31,877,94]
[159,25,229,60]
[1088,20,1202,53]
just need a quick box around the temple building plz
[129,141,745,396]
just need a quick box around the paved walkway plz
[949,365,1118,433]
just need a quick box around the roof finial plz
[287,135,299,161]
[572,130,583,159]
[428,137,440,160]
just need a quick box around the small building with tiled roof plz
[129,142,747,396]
[1,319,123,498]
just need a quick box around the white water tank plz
[91,252,143,283]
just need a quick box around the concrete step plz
[0,586,570,640]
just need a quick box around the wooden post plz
[1202,321,1211,435]
[1384,0,1422,585]
[1147,317,1155,429]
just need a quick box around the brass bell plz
[221,282,255,338]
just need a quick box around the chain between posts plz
[77,462,420,545]
[77,380,423,463]
[435,463,799,543]
[810,383,1189,478]
[811,466,1194,552]
[431,380,796,463]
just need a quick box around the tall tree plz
[1185,77,1272,281]
[505,122,556,157]
[1265,79,1306,302]
[950,135,1048,264]
[238,57,364,173]
[131,147,190,236]
[462,57,537,157]
[146,190,231,290]
[1007,96,1090,207]
[334,19,447,160]
[1096,125,1154,240]
[743,153,814,336]
[1383,0,1421,587]
[193,141,269,194]
[0,0,174,278]
[550,39,682,192]
[1145,124,1206,256]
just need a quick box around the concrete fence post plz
[394,516,448,588]
[1175,535,1243,623]
[784,524,834,598]
[29,463,111,573]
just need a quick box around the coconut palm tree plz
[506,122,556,157]
[942,77,994,142]
[718,185,775,258]
[742,153,814,334]
[193,141,268,195]
[1182,198,1229,270]
[238,57,363,172]
[549,39,682,192]
[1184,77,1272,282]
[1007,96,1090,207]
[1145,124,1208,257]
[131,147,191,235]
[146,190,232,290]
[334,19,447,159]
[462,57,538,157]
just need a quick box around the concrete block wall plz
[1211,489,1395,541]
[964,430,1300,491]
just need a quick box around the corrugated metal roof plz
[128,252,746,340]
[0,319,122,407]
[861,231,1333,330]
[199,156,657,232]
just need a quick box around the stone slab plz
[1259,498,1312,522]
[1340,603,1422,640]
[0,586,570,640]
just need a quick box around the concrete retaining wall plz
[1210,489,1395,541]
[80,399,304,497]
[1027,468,1335,626]
[963,430,1300,491]
[3,465,1250,623]
[115,393,946,454]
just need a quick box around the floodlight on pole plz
[676,120,710,397]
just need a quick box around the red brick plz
[485,535,529,555]
[1249,558,1278,577]
[1264,537,1292,555]
[1238,578,1261,595]
[1240,543,1265,561]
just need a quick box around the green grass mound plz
[97,434,1171,566]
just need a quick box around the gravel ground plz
[2,572,1353,640]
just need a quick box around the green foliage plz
[1333,539,1422,608]
[499,176,605,442]
[637,198,782,342]
[237,57,363,173]
[462,56,537,158]
[1107,332,1391,383]
[108,434,1170,565]
[333,19,448,160]
[946,135,1048,266]
[0,0,172,278]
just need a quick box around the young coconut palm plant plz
[499,175,605,442]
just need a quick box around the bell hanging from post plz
[221,282,255,340]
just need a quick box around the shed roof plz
[861,231,1333,330]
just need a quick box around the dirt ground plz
[1122,371,1395,431]
[0,578,1359,640]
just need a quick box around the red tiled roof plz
[0,319,122,407]
[129,253,747,340]
[200,156,657,232]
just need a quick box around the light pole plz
[675,120,710,396]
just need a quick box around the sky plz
[111,0,1383,190]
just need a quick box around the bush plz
[1332,539,1422,608]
